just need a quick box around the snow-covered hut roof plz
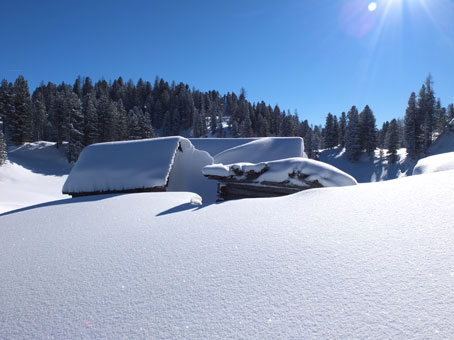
[191,137,305,164]
[412,152,454,176]
[203,157,358,188]
[62,137,213,197]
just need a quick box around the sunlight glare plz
[368,2,378,12]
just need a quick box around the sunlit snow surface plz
[413,152,454,175]
[1,171,454,339]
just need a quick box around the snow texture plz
[413,152,454,175]
[62,137,214,201]
[0,142,70,214]
[213,137,305,164]
[1,171,454,339]
[203,157,357,187]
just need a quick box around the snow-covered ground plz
[0,142,71,214]
[320,147,415,183]
[1,170,454,339]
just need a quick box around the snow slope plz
[1,171,454,339]
[189,138,258,157]
[413,152,454,175]
[0,142,71,214]
[320,147,415,183]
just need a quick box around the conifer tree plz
[404,92,418,159]
[338,112,347,147]
[115,100,128,141]
[359,105,377,159]
[447,104,454,121]
[345,106,361,161]
[385,119,399,164]
[10,75,33,144]
[323,113,336,149]
[0,79,15,134]
[32,92,47,141]
[83,96,99,145]
[67,92,85,162]
[0,131,7,166]
[240,111,253,137]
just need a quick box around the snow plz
[62,137,214,201]
[413,152,454,175]
[2,170,454,339]
[320,147,415,182]
[213,137,305,164]
[427,123,454,155]
[0,142,70,214]
[203,157,357,187]
[189,138,258,157]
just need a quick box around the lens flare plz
[368,2,377,12]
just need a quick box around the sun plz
[368,2,378,12]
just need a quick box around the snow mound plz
[214,137,305,164]
[204,157,357,187]
[412,152,454,175]
[1,171,454,339]
[62,137,215,201]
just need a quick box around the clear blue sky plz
[1,0,453,125]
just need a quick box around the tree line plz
[0,74,452,165]
[320,74,453,163]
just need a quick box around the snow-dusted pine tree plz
[404,92,418,159]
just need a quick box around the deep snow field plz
[1,141,454,339]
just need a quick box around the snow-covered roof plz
[412,152,454,175]
[189,138,258,157]
[203,157,357,188]
[212,137,305,164]
[62,137,213,196]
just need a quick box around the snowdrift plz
[413,152,454,175]
[2,171,454,339]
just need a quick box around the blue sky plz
[1,0,453,125]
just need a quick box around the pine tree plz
[359,105,377,159]
[67,92,85,162]
[338,112,347,147]
[345,106,361,161]
[379,121,389,149]
[83,96,99,145]
[32,92,47,140]
[0,131,7,165]
[385,119,399,164]
[0,79,15,134]
[115,100,128,141]
[434,98,447,135]
[323,113,336,149]
[240,111,253,137]
[404,92,418,159]
[10,75,33,144]
[127,108,143,140]
[447,104,454,121]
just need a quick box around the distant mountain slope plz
[0,142,71,213]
